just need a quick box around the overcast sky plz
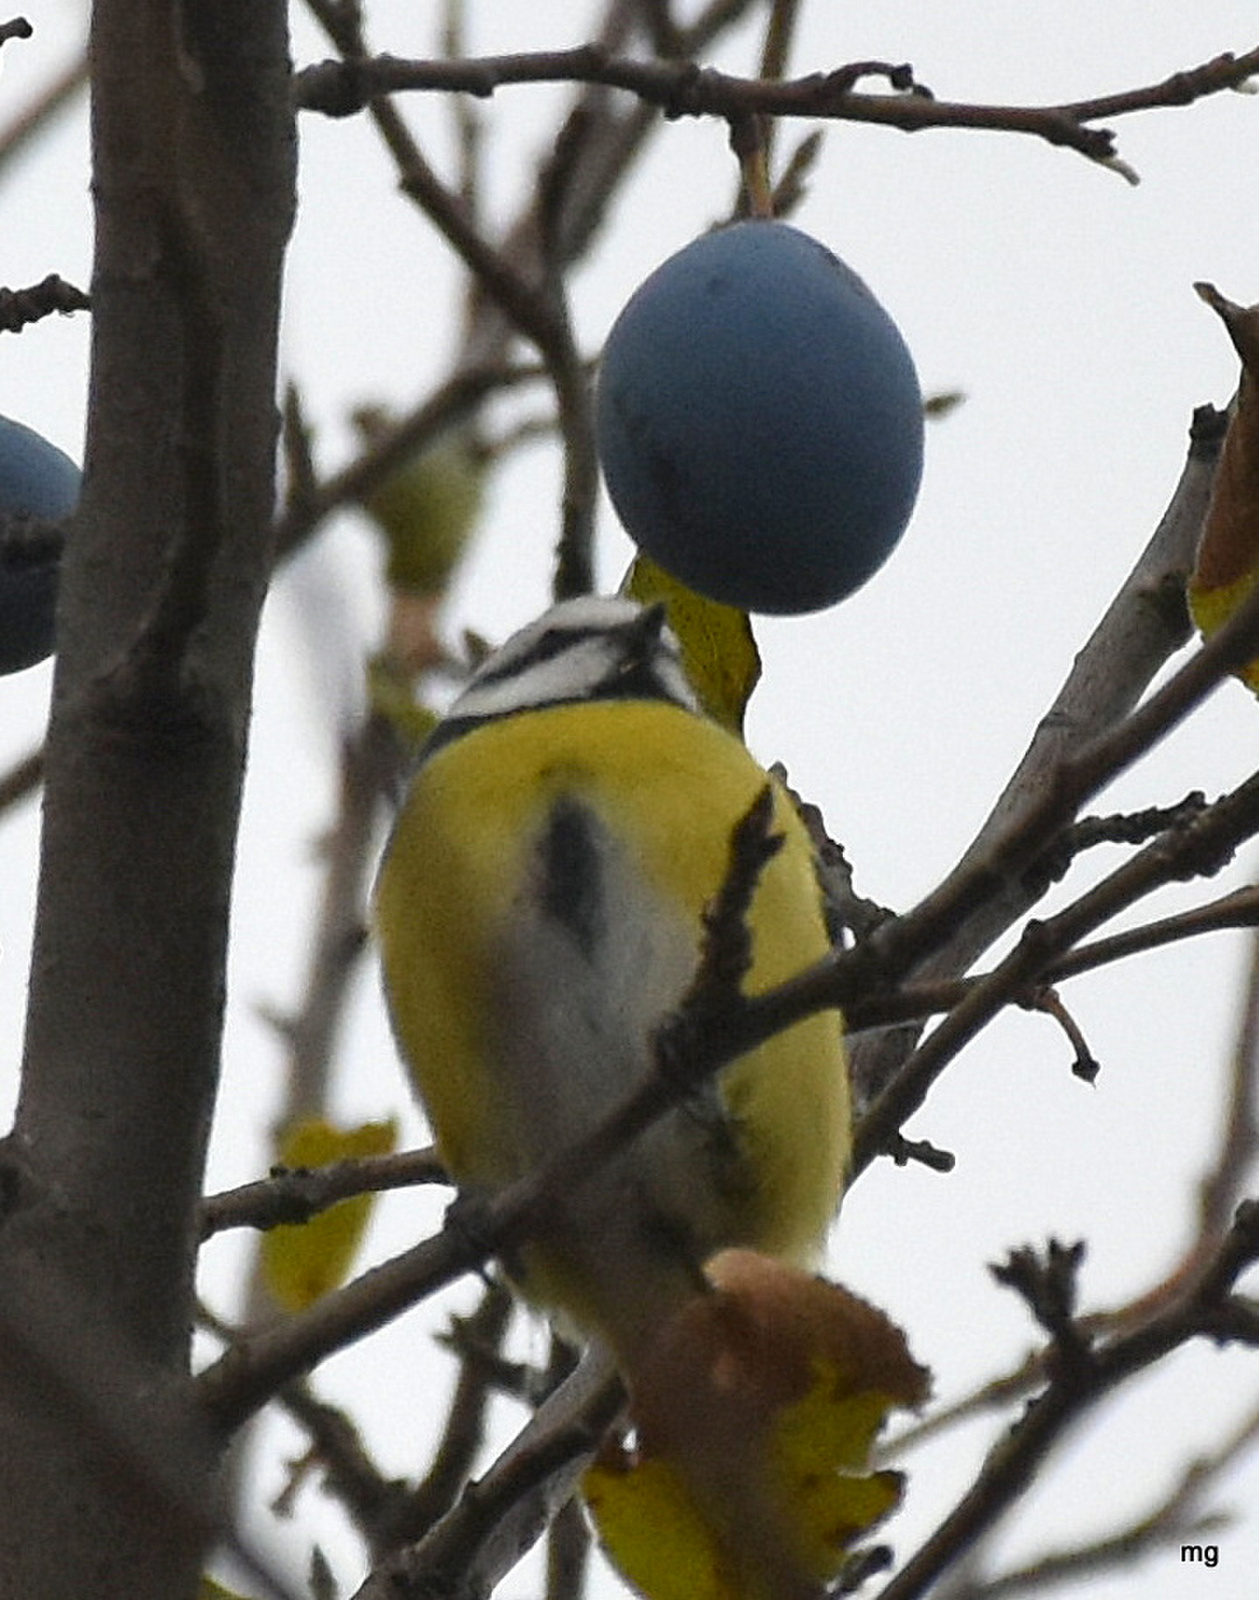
[1,5,1258,1597]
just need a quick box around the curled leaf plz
[261,1116,398,1312]
[623,554,761,736]
[584,1250,929,1600]
[1188,284,1259,693]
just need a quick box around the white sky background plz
[1,3,1258,1596]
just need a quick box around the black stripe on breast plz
[536,794,605,957]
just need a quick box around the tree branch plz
[0,3,295,1595]
[875,1206,1259,1600]
[848,410,1224,1108]
[350,1348,624,1600]
[192,573,1259,1417]
[0,272,90,331]
[853,766,1259,1173]
[199,1146,448,1241]
[294,42,1259,173]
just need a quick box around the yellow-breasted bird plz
[373,596,849,1372]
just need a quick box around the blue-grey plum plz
[596,220,923,614]
[0,414,80,675]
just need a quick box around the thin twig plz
[845,887,1259,1033]
[848,408,1223,1107]
[294,43,1259,172]
[199,1147,448,1241]
[0,273,90,332]
[853,768,1259,1173]
[0,47,87,177]
[1197,930,1259,1243]
[349,1348,624,1600]
[199,1297,411,1551]
[882,933,1259,1524]
[875,1207,1259,1600]
[0,744,43,815]
[936,1418,1249,1600]
[370,1281,516,1555]
[271,360,545,561]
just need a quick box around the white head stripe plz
[433,597,700,739]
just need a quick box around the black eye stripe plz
[411,601,699,774]
[472,624,603,687]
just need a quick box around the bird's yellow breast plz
[374,699,849,1307]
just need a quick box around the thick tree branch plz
[0,4,295,1596]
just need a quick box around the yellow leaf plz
[584,1454,734,1600]
[584,1250,929,1600]
[1187,572,1259,693]
[199,1579,257,1600]
[1188,284,1259,693]
[367,653,441,750]
[357,414,485,599]
[770,1368,907,1574]
[261,1116,398,1312]
[623,554,761,737]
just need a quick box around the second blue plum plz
[0,414,80,676]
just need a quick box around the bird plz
[373,595,849,1371]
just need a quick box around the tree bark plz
[0,4,294,1595]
